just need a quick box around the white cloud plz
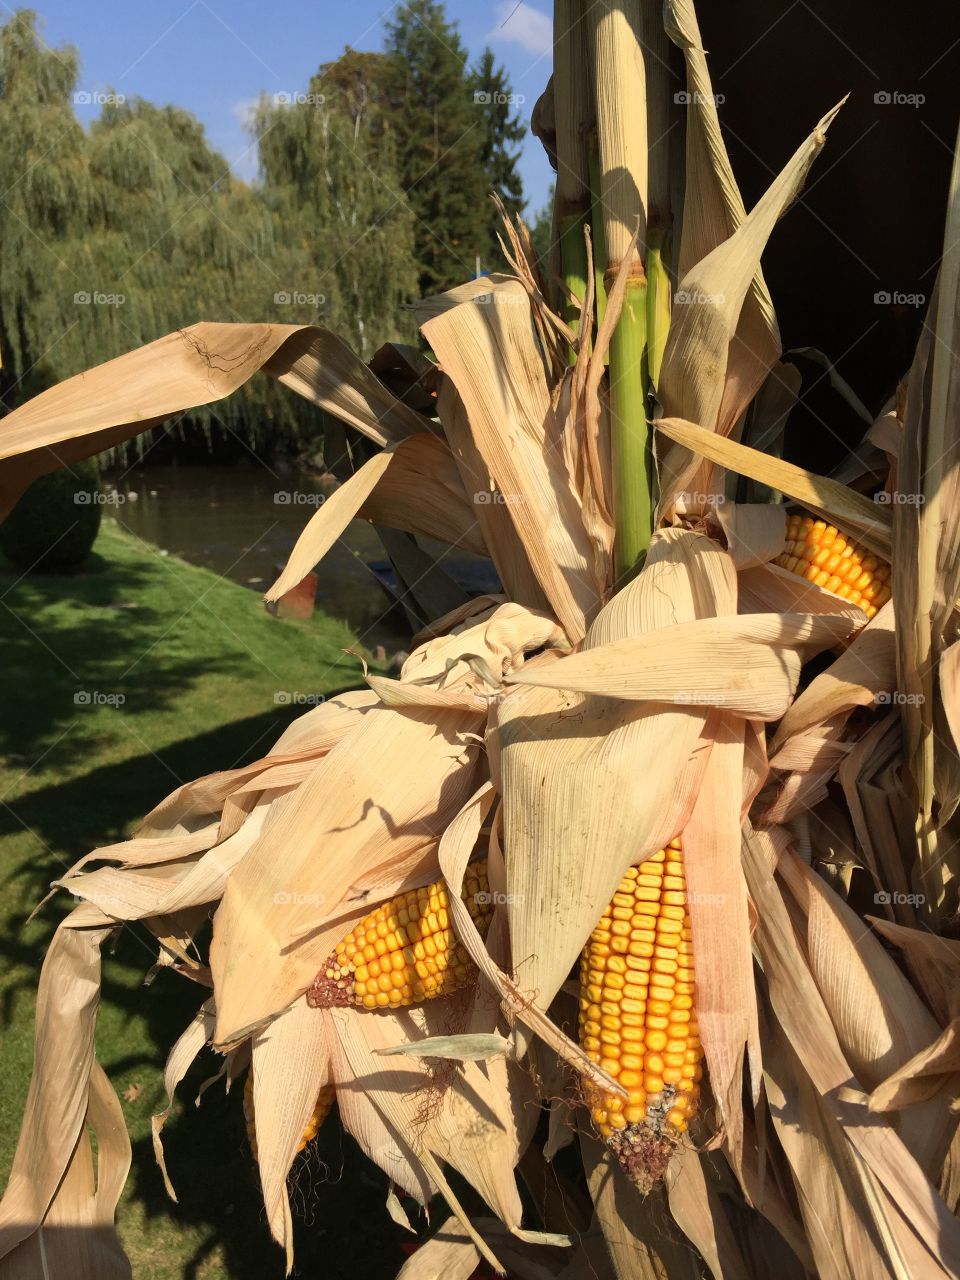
[230,96,259,127]
[490,2,552,57]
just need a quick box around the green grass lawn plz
[0,522,409,1278]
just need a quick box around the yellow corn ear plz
[579,837,702,1188]
[243,1072,335,1162]
[774,514,891,619]
[307,861,493,1010]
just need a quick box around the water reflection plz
[103,463,410,647]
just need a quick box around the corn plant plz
[1,0,960,1277]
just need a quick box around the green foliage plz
[0,4,530,453]
[468,48,527,261]
[382,0,485,294]
[254,58,418,359]
[0,11,320,455]
[0,458,101,572]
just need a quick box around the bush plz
[0,460,102,572]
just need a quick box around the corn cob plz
[307,862,493,1010]
[579,837,702,1189]
[774,514,891,619]
[243,1072,335,1162]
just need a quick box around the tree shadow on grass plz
[133,1078,408,1279]
[0,549,239,766]
[0,698,411,1279]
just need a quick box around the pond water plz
[102,463,411,648]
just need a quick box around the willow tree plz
[0,9,320,453]
[0,10,90,406]
[85,97,320,453]
[253,58,417,360]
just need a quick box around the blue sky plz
[31,0,555,212]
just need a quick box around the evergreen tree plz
[382,0,489,294]
[468,47,526,263]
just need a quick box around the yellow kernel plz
[633,886,661,902]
